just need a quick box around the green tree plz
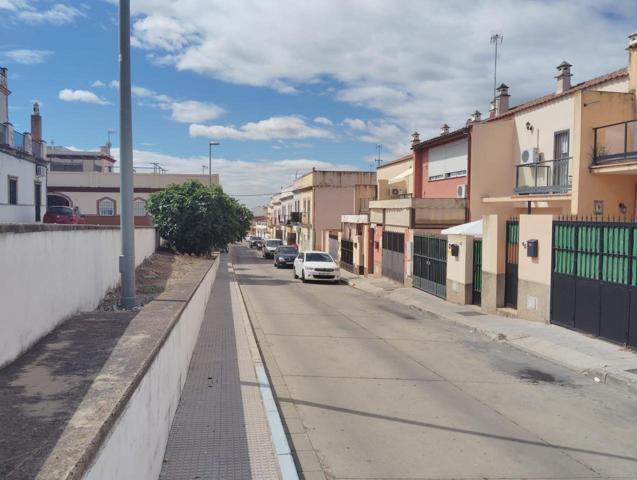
[146,181,253,255]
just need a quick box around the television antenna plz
[490,33,503,103]
[375,144,383,168]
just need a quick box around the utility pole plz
[209,141,220,187]
[375,144,383,168]
[118,0,137,309]
[490,33,503,104]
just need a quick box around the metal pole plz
[119,0,137,308]
[208,141,219,187]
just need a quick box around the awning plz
[388,167,413,183]
[440,219,482,237]
[341,214,369,224]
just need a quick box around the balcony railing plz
[13,131,26,152]
[289,212,302,224]
[514,157,571,195]
[593,119,637,164]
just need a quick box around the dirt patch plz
[98,249,210,310]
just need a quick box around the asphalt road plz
[232,244,637,480]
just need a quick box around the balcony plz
[514,157,571,195]
[289,212,302,224]
[593,119,637,165]
[369,197,466,228]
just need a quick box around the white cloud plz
[109,80,224,123]
[170,100,224,123]
[189,116,333,141]
[110,148,356,207]
[0,0,28,10]
[342,118,366,131]
[91,80,106,88]
[58,89,109,105]
[17,4,84,25]
[121,0,637,148]
[3,49,52,64]
[314,116,333,126]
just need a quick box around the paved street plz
[232,245,637,480]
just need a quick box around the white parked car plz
[293,251,341,283]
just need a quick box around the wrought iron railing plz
[289,212,301,224]
[514,157,571,194]
[13,131,26,152]
[593,119,637,164]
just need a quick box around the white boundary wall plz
[0,226,156,367]
[83,258,218,480]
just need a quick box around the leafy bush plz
[146,181,252,255]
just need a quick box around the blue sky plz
[1,0,636,205]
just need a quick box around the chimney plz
[0,67,10,125]
[100,144,111,155]
[470,110,482,123]
[555,61,572,94]
[489,100,496,119]
[628,31,637,94]
[440,124,450,135]
[495,83,509,115]
[411,131,420,147]
[31,102,42,142]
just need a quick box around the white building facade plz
[0,68,48,223]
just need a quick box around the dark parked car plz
[273,245,298,268]
[248,236,262,248]
[43,206,86,224]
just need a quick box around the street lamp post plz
[209,141,220,187]
[118,0,137,308]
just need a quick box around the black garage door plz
[413,235,447,299]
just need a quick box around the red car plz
[43,206,86,224]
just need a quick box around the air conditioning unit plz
[520,148,539,164]
[456,184,467,198]
[390,187,405,198]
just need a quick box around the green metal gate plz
[552,219,637,347]
[504,220,519,308]
[472,239,482,305]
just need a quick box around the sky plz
[1,0,636,206]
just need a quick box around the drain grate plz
[456,311,486,317]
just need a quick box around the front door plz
[34,182,42,222]
[367,228,374,275]
[472,239,482,305]
[504,220,519,308]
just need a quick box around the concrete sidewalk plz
[341,272,637,393]
[160,256,294,480]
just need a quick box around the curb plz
[231,263,300,480]
[342,276,637,395]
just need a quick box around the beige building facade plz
[48,171,219,226]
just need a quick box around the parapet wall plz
[0,225,157,367]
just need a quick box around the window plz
[134,198,147,216]
[8,177,17,205]
[427,138,468,181]
[554,130,570,159]
[98,197,115,216]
